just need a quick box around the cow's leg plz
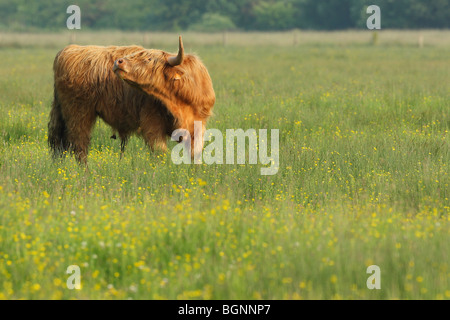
[154,134,168,152]
[64,111,97,164]
[142,127,168,153]
[139,111,168,153]
[120,140,126,159]
[119,133,129,159]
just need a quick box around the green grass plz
[0,32,449,299]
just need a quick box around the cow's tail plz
[48,85,68,158]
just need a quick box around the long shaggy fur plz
[114,47,216,157]
[48,42,215,163]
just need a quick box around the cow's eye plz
[147,58,152,62]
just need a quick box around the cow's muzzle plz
[113,58,128,73]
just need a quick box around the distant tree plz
[0,0,448,31]
[299,0,354,30]
[189,13,237,32]
[251,1,296,30]
[350,0,450,29]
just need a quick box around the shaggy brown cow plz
[48,36,215,163]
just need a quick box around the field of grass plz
[0,31,448,300]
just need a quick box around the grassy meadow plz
[0,31,448,300]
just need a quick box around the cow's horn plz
[168,36,184,66]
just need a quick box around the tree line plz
[0,0,448,31]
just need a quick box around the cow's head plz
[113,36,184,86]
[113,36,215,122]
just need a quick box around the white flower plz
[129,285,138,293]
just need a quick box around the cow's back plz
[53,45,143,98]
[53,44,153,133]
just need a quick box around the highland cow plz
[48,36,215,163]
